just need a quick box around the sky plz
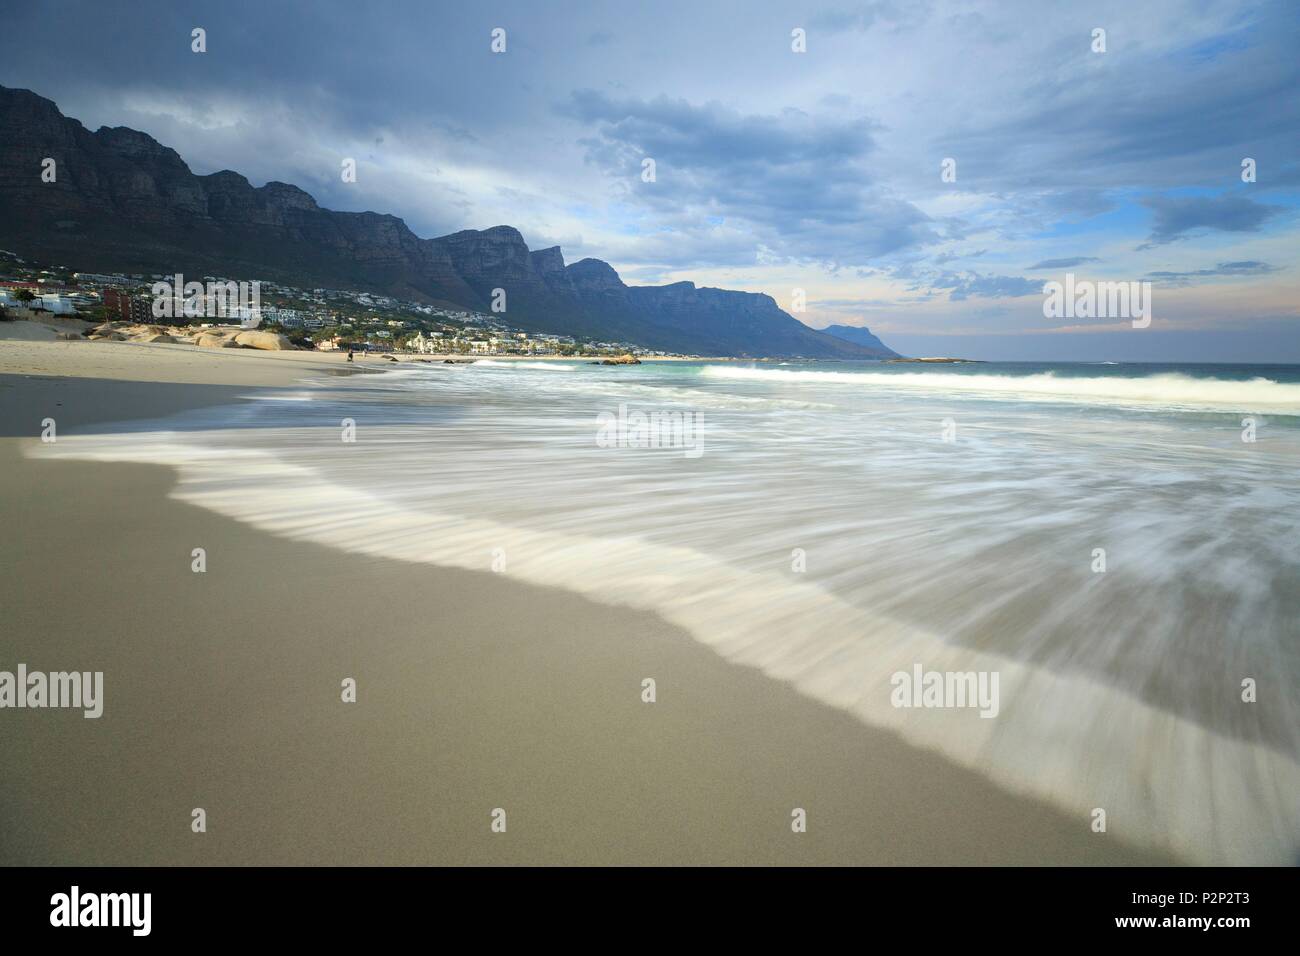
[3,0,1298,360]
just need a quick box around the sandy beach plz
[0,339,1174,864]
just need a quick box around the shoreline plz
[0,340,1175,864]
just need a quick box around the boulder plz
[234,329,295,350]
[90,321,184,343]
[601,353,641,365]
[196,331,241,348]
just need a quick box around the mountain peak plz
[259,181,319,210]
[0,84,65,117]
[566,258,625,292]
[480,224,527,242]
[203,169,252,187]
[530,245,566,275]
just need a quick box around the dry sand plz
[0,339,1173,864]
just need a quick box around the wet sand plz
[0,340,1173,864]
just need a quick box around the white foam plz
[702,366,1300,415]
[31,428,1300,864]
[472,359,579,371]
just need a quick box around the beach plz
[0,339,1181,865]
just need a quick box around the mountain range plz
[0,85,898,358]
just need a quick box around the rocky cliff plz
[0,85,896,358]
[819,324,899,357]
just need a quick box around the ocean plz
[36,359,1300,863]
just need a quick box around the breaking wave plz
[472,359,579,371]
[701,366,1300,415]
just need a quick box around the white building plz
[37,294,78,314]
[407,330,446,354]
[261,307,303,327]
[0,290,78,315]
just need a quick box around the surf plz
[700,366,1300,415]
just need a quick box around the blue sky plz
[3,0,1297,360]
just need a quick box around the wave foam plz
[472,359,579,371]
[702,366,1300,414]
[31,428,1300,864]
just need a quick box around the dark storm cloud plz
[564,90,935,267]
[1140,195,1282,244]
[566,90,875,167]
[931,4,1300,193]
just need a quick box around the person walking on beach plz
[346,347,354,363]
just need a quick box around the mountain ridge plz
[0,84,898,358]
[820,324,898,354]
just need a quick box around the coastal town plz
[0,250,689,359]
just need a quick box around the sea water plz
[35,359,1300,863]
